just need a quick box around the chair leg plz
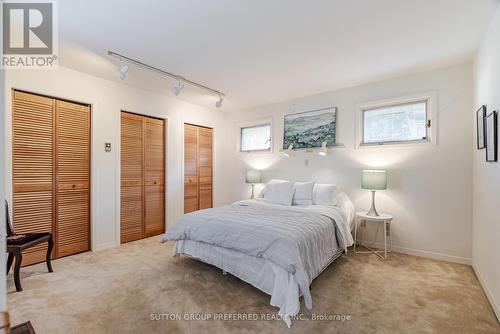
[13,251,23,292]
[46,236,54,273]
[6,253,14,275]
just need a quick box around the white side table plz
[354,212,393,259]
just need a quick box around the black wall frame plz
[485,110,498,162]
[476,105,486,149]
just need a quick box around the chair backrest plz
[5,200,14,237]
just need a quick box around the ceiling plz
[58,0,499,111]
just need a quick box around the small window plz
[362,100,428,145]
[240,124,271,152]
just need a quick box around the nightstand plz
[354,212,393,259]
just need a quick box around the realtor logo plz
[2,1,57,68]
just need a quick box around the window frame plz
[356,92,437,148]
[238,120,273,153]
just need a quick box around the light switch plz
[304,159,309,166]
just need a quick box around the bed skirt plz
[172,239,343,328]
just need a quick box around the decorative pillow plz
[312,183,341,206]
[292,181,315,206]
[263,180,295,206]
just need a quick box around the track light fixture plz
[172,80,184,96]
[318,141,328,156]
[215,95,224,108]
[115,60,129,80]
[283,144,294,158]
[107,51,226,106]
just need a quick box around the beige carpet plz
[7,237,500,334]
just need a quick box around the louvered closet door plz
[198,127,213,210]
[12,91,55,266]
[144,117,165,237]
[121,112,144,243]
[184,124,198,213]
[56,100,90,257]
[121,112,165,242]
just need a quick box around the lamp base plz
[366,190,380,216]
[366,207,379,217]
[250,183,255,199]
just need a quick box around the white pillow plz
[257,179,288,198]
[313,184,341,206]
[263,180,295,206]
[293,181,315,206]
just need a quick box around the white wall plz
[473,4,500,320]
[3,66,231,251]
[225,63,474,264]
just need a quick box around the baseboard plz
[357,240,472,265]
[472,264,500,322]
[91,241,117,252]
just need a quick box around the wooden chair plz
[5,201,54,292]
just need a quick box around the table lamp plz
[362,170,387,216]
[246,170,263,199]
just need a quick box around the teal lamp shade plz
[246,170,262,184]
[362,170,387,216]
[362,170,387,190]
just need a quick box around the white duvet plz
[162,199,354,327]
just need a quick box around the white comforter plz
[162,200,354,326]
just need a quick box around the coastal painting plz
[283,107,337,149]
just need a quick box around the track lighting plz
[318,141,328,156]
[107,51,226,104]
[283,144,294,158]
[172,81,184,96]
[115,60,129,80]
[215,95,224,108]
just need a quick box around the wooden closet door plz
[144,118,165,237]
[55,100,90,257]
[198,127,213,210]
[120,112,144,243]
[184,124,199,213]
[12,91,55,265]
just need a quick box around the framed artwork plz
[283,107,337,149]
[486,110,497,162]
[476,105,486,149]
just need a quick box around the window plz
[240,124,271,152]
[362,100,428,145]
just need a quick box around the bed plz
[161,182,354,327]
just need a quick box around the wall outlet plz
[304,159,309,166]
